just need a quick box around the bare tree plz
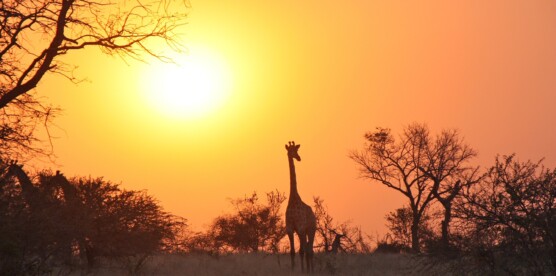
[456,155,556,274]
[313,196,372,254]
[350,124,434,252]
[418,128,481,249]
[0,0,188,158]
[313,196,335,252]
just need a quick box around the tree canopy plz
[0,0,188,158]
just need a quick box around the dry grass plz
[74,253,421,275]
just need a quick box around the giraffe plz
[5,163,94,267]
[47,170,95,267]
[6,161,41,208]
[50,170,80,206]
[330,232,345,254]
[285,141,316,273]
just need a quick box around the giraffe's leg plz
[298,232,307,273]
[307,231,316,273]
[287,231,295,271]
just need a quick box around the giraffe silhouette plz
[47,171,96,267]
[330,231,345,254]
[285,141,316,273]
[50,171,80,206]
[5,163,95,267]
[6,161,41,208]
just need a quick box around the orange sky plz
[36,0,556,235]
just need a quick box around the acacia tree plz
[456,155,556,274]
[74,176,186,268]
[0,165,185,273]
[0,0,188,158]
[350,124,434,252]
[418,128,481,249]
[209,191,286,253]
[351,123,482,252]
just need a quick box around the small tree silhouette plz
[418,128,481,249]
[0,165,185,273]
[75,176,185,268]
[350,124,435,253]
[384,206,434,251]
[313,196,372,254]
[456,155,556,274]
[209,191,286,253]
[351,123,480,252]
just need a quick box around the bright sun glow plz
[141,48,232,119]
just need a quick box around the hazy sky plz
[37,0,556,234]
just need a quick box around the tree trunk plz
[440,202,452,249]
[411,217,420,253]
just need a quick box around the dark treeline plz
[352,123,556,274]
[0,161,186,275]
[1,123,554,275]
[0,161,370,274]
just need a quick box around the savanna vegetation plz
[1,128,554,275]
[351,124,556,275]
[1,0,555,275]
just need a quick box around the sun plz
[141,48,232,119]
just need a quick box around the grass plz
[71,253,420,275]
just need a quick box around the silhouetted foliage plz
[0,0,188,158]
[0,164,79,274]
[0,163,185,274]
[207,191,286,253]
[374,234,407,254]
[384,206,435,251]
[351,123,481,253]
[418,128,481,249]
[74,177,186,267]
[455,155,556,274]
[350,124,435,252]
[313,196,372,254]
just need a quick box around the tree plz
[456,155,556,274]
[0,0,188,158]
[0,163,81,274]
[418,128,481,249]
[209,191,286,253]
[313,196,372,254]
[350,124,434,252]
[384,206,434,251]
[351,123,482,252]
[75,176,186,268]
[0,165,185,274]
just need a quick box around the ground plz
[58,253,437,275]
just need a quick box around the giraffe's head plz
[285,141,301,161]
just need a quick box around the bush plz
[456,155,556,274]
[0,164,185,274]
[206,191,286,253]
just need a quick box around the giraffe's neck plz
[288,157,301,202]
[9,165,34,193]
[8,164,38,203]
[53,173,79,205]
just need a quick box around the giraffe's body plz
[285,141,316,273]
[50,171,80,206]
[47,171,95,267]
[6,162,40,208]
[6,164,94,267]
